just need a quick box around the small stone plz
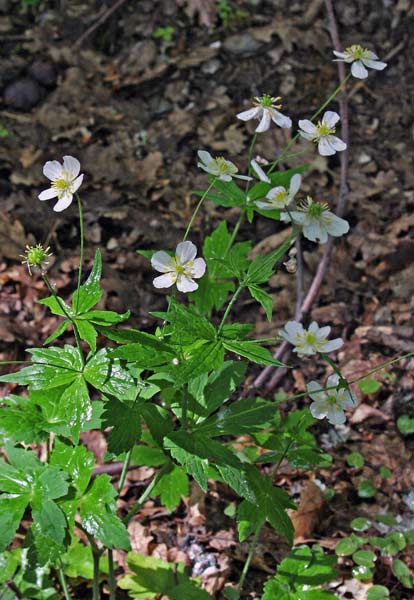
[223,32,262,55]
[28,60,57,87]
[201,59,221,75]
[3,77,45,110]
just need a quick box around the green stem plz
[123,461,172,524]
[57,562,71,600]
[183,179,216,242]
[217,285,243,335]
[117,448,133,496]
[237,525,261,593]
[92,548,101,600]
[108,550,116,600]
[75,193,84,314]
[42,274,85,365]
[224,209,245,258]
[268,72,351,173]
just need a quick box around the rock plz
[223,32,262,55]
[3,77,45,110]
[28,60,57,87]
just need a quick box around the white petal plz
[288,211,305,225]
[255,109,271,133]
[266,186,285,200]
[62,155,81,178]
[176,241,197,264]
[236,107,261,121]
[251,159,271,183]
[219,174,233,182]
[326,214,349,237]
[351,60,368,79]
[310,400,329,420]
[153,272,176,289]
[43,160,63,181]
[326,373,340,388]
[326,408,346,425]
[280,211,291,223]
[328,135,347,152]
[176,275,198,293]
[271,109,292,129]
[298,119,317,135]
[151,251,175,273]
[333,51,347,59]
[316,325,331,339]
[307,381,326,402]
[284,320,304,339]
[198,162,214,175]
[256,200,274,210]
[304,220,328,243]
[362,50,378,60]
[53,193,73,212]
[197,150,213,166]
[308,321,321,334]
[318,137,336,156]
[362,58,387,71]
[72,174,84,193]
[321,338,344,352]
[289,174,302,196]
[191,257,206,278]
[235,174,253,181]
[38,187,58,201]
[322,111,340,129]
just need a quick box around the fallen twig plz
[74,0,129,49]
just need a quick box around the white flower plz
[298,111,346,156]
[197,151,251,182]
[256,173,301,210]
[307,374,357,425]
[151,241,206,293]
[280,320,343,356]
[251,158,271,183]
[237,94,292,133]
[38,155,84,212]
[281,196,349,244]
[333,45,387,79]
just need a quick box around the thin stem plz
[237,525,261,593]
[75,193,84,314]
[217,285,243,335]
[108,550,116,600]
[183,179,216,242]
[42,273,85,365]
[117,448,132,495]
[268,73,351,174]
[58,562,71,600]
[224,209,245,258]
[123,461,172,524]
[92,548,101,600]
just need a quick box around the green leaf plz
[0,496,28,551]
[397,415,414,436]
[197,397,275,436]
[111,341,175,369]
[379,466,392,479]
[168,341,224,387]
[0,395,48,444]
[392,558,413,588]
[335,535,363,556]
[375,514,397,526]
[79,309,130,325]
[382,532,406,555]
[102,396,142,453]
[80,475,130,550]
[347,452,365,467]
[31,498,67,563]
[153,464,188,511]
[352,550,376,566]
[190,275,234,315]
[366,586,390,600]
[75,318,98,352]
[0,549,20,584]
[167,300,216,344]
[223,339,284,367]
[237,500,265,542]
[60,378,93,443]
[248,284,273,320]
[61,539,109,579]
[358,379,381,394]
[352,564,374,580]
[50,440,94,496]
[131,444,167,467]
[201,176,246,208]
[43,320,70,345]
[0,345,82,390]
[261,578,292,600]
[38,295,72,318]
[72,249,103,314]
[351,517,371,531]
[358,480,376,498]
[244,235,295,285]
[84,348,138,400]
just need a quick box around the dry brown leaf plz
[289,481,325,542]
[176,0,217,27]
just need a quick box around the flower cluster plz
[308,374,357,425]
[21,243,52,275]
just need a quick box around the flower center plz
[316,121,335,137]
[299,197,329,217]
[346,44,364,59]
[304,332,318,346]
[52,179,71,192]
[215,157,230,174]
[254,94,282,109]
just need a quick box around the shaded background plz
[1,0,414,596]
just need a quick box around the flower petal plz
[298,119,317,135]
[271,109,292,129]
[310,400,329,420]
[326,407,346,425]
[304,220,328,243]
[289,173,302,196]
[328,135,347,152]
[326,373,340,388]
[43,160,63,181]
[191,257,206,278]
[176,240,197,264]
[38,187,58,201]
[197,150,213,166]
[176,275,198,293]
[322,111,340,128]
[321,338,344,352]
[318,137,336,156]
[362,58,387,70]
[255,109,271,133]
[266,186,285,199]
[237,107,261,121]
[72,174,84,193]
[63,155,81,177]
[153,272,176,289]
[53,193,73,212]
[326,214,349,237]
[333,50,347,59]
[251,159,271,183]
[151,251,175,273]
[351,60,368,79]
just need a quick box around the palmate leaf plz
[167,300,216,345]
[196,397,275,436]
[84,348,138,400]
[167,341,225,388]
[102,395,142,454]
[72,249,103,314]
[152,464,188,512]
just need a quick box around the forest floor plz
[1,0,413,598]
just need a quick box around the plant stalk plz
[58,562,71,600]
[183,179,216,241]
[75,193,84,314]
[123,461,172,524]
[217,285,243,335]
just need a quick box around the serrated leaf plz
[351,517,371,531]
[223,339,284,367]
[78,309,130,325]
[358,480,376,498]
[75,319,97,352]
[84,348,138,400]
[347,452,365,467]
[43,320,70,345]
[72,249,103,314]
[152,464,188,511]
[352,550,376,566]
[31,498,67,564]
[80,475,130,550]
[102,396,142,453]
[168,341,224,387]
[335,536,362,556]
[244,234,295,285]
[38,295,72,318]
[50,440,94,496]
[0,496,28,551]
[61,539,109,579]
[248,284,273,320]
[276,545,338,586]
[237,500,265,542]
[197,397,275,436]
